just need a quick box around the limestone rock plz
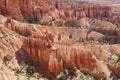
[0,15,119,79]
[0,0,118,27]
[88,31,105,41]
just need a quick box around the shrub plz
[102,75,107,80]
[76,38,84,42]
[117,38,120,44]
[26,65,37,75]
[15,68,24,76]
[58,34,61,41]
[113,74,118,80]
[109,38,114,44]
[57,72,67,80]
[67,62,77,76]
[54,21,62,27]
[94,76,99,80]
[25,33,32,38]
[117,55,120,62]
[69,33,73,39]
[28,18,38,24]
[14,29,19,34]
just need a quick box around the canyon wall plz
[0,0,120,78]
[0,0,53,20]
[0,0,115,26]
[2,17,119,79]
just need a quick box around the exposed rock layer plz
[0,16,119,80]
[1,0,119,26]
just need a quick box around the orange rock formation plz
[0,0,118,26]
[2,17,120,79]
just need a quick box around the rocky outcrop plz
[1,17,99,78]
[0,0,117,27]
[0,0,53,20]
[0,15,120,80]
[0,0,120,79]
[88,31,105,41]
[0,24,22,68]
[22,38,98,75]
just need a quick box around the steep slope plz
[0,16,119,80]
[0,0,116,26]
[0,25,22,66]
[0,0,120,79]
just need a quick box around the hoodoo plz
[0,0,120,80]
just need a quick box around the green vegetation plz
[25,33,32,38]
[22,18,38,24]
[57,62,77,80]
[117,55,120,62]
[99,38,108,45]
[94,77,99,80]
[67,62,77,77]
[26,65,37,75]
[117,38,120,44]
[65,23,77,27]
[14,62,49,80]
[57,72,67,80]
[14,29,19,34]
[102,75,107,80]
[104,11,110,21]
[69,33,73,39]
[76,36,120,45]
[113,74,118,80]
[58,34,61,41]
[28,18,38,24]
[55,21,62,27]
[57,62,110,80]
[62,62,77,79]
[77,71,95,80]
[15,67,24,76]
[108,48,120,65]
[76,38,84,42]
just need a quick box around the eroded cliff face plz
[0,16,119,80]
[0,0,53,20]
[0,1,120,80]
[0,24,22,66]
[0,0,116,26]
